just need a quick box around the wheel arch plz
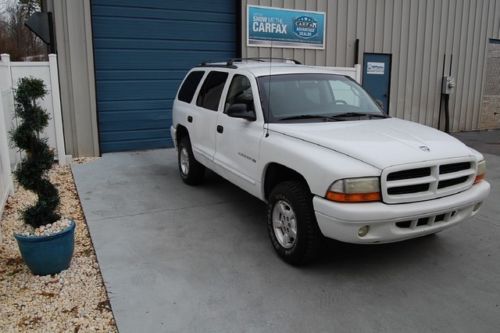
[175,124,189,146]
[263,163,311,200]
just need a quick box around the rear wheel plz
[267,181,323,265]
[178,136,205,185]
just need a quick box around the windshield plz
[257,74,384,122]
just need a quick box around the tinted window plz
[178,71,204,103]
[196,71,228,111]
[224,75,255,113]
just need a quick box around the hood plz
[269,118,475,169]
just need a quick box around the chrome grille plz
[382,158,476,204]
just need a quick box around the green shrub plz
[11,77,60,228]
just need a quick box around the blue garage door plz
[91,0,238,152]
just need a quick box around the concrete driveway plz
[72,134,500,333]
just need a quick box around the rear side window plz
[178,71,204,103]
[196,71,229,111]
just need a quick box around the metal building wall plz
[242,0,500,131]
[46,0,100,157]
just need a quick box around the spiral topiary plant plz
[10,77,60,228]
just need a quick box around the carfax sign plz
[247,5,326,49]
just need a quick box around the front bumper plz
[313,181,490,244]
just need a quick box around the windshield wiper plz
[331,112,389,119]
[279,114,339,121]
[278,112,388,121]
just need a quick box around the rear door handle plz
[187,116,193,123]
[217,125,224,133]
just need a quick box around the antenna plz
[265,40,272,138]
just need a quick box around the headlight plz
[474,160,486,184]
[326,177,381,203]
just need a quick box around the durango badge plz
[293,16,318,39]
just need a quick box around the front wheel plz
[267,181,323,265]
[178,136,205,185]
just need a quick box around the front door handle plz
[217,125,224,133]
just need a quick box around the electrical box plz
[442,76,455,95]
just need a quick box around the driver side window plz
[224,75,255,113]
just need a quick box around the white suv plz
[171,58,490,265]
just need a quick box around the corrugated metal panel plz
[242,0,500,131]
[92,0,237,152]
[473,0,490,128]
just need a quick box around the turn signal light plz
[474,173,485,184]
[326,191,381,203]
[474,160,486,184]
[326,177,381,203]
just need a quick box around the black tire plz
[178,135,205,185]
[267,181,323,265]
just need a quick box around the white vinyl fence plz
[325,64,362,83]
[0,54,66,228]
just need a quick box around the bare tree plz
[0,0,47,61]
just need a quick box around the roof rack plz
[227,57,302,66]
[198,61,237,69]
[198,57,302,68]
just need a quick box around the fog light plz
[358,225,370,237]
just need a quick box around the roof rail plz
[198,61,237,69]
[198,58,302,68]
[226,57,302,66]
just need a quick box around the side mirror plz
[226,103,256,121]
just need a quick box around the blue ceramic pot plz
[14,220,75,276]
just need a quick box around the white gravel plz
[0,161,117,332]
[17,218,73,237]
